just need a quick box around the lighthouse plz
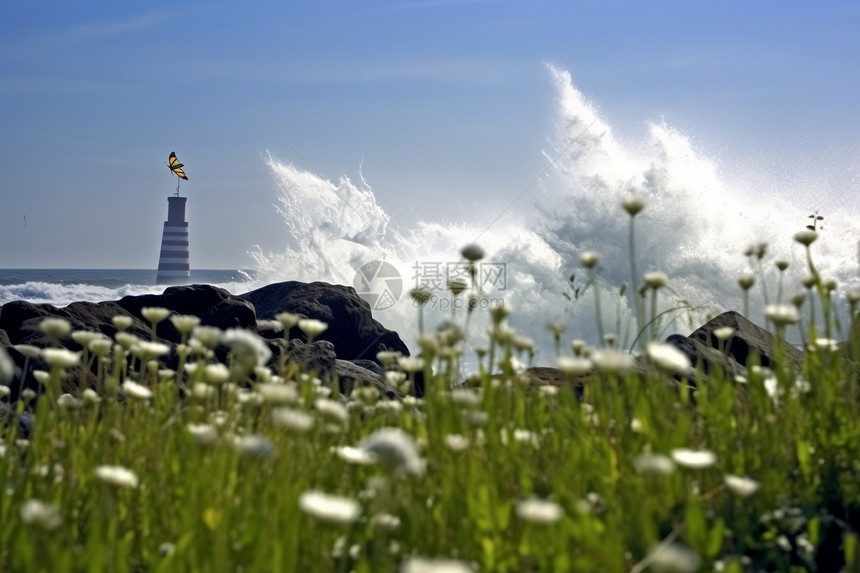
[157,151,191,285]
[156,195,191,284]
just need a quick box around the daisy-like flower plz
[398,356,425,373]
[557,356,592,376]
[272,407,315,432]
[713,326,735,341]
[132,341,171,360]
[94,465,139,489]
[793,230,818,247]
[89,337,113,357]
[170,314,201,336]
[187,423,219,446]
[764,304,800,326]
[315,398,349,425]
[622,196,645,217]
[737,276,755,290]
[579,251,599,269]
[41,348,81,369]
[643,542,701,573]
[0,346,14,386]
[111,315,133,331]
[203,363,230,385]
[232,434,275,458]
[275,312,301,331]
[370,513,401,533]
[643,271,668,289]
[57,393,82,410]
[222,328,272,369]
[724,474,760,497]
[449,388,482,407]
[256,382,299,405]
[81,388,102,405]
[141,307,171,325]
[122,380,152,401]
[39,317,71,339]
[633,453,676,476]
[671,448,717,469]
[590,349,635,375]
[400,556,474,573]
[647,343,692,374]
[376,350,403,367]
[443,434,470,452]
[515,497,564,525]
[192,325,222,349]
[461,243,485,262]
[0,386,10,399]
[19,499,63,530]
[333,445,378,465]
[298,318,328,340]
[360,427,425,476]
[298,490,361,525]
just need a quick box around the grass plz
[1,206,859,572]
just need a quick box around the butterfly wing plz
[168,151,189,180]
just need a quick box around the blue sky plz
[1,0,857,269]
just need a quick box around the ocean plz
[0,269,256,308]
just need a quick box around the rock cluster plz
[0,282,409,403]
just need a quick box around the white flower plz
[590,349,635,374]
[671,448,717,469]
[764,304,800,326]
[192,326,222,349]
[41,348,81,369]
[298,318,328,339]
[0,386,10,399]
[141,307,171,324]
[71,330,103,347]
[557,356,592,376]
[256,382,299,405]
[333,445,378,465]
[132,341,171,360]
[39,317,71,339]
[0,346,14,386]
[121,380,153,401]
[622,196,645,216]
[443,434,470,452]
[449,388,482,407]
[376,350,403,367]
[724,474,760,497]
[89,338,112,357]
[579,251,599,269]
[793,230,818,247]
[204,363,230,385]
[643,542,701,573]
[360,427,425,476]
[275,312,301,330]
[170,314,201,335]
[298,490,361,525]
[94,465,139,488]
[370,512,401,533]
[515,498,564,525]
[400,556,475,573]
[398,356,425,373]
[222,328,272,368]
[272,407,315,433]
[643,271,668,289]
[647,343,692,374]
[315,398,349,425]
[111,315,133,331]
[232,434,275,458]
[57,393,82,410]
[19,499,62,530]
[187,423,219,445]
[537,385,559,397]
[633,453,676,476]
[713,327,735,341]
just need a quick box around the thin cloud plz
[58,11,167,44]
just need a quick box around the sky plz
[1,0,858,270]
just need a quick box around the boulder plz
[666,310,804,379]
[241,281,410,363]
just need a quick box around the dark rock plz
[335,359,397,398]
[0,301,67,345]
[0,329,10,346]
[241,281,410,363]
[666,310,804,379]
[281,339,338,375]
[117,284,256,342]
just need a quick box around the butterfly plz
[168,151,188,180]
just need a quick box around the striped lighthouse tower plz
[156,195,191,284]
